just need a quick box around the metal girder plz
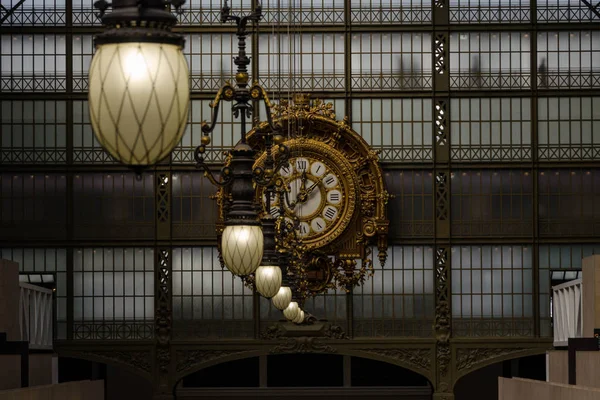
[1,0,26,23]
[580,0,600,19]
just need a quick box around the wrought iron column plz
[65,0,75,341]
[344,0,352,125]
[433,0,453,398]
[154,172,174,399]
[529,15,540,337]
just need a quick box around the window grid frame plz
[171,247,255,339]
[353,245,436,338]
[451,245,535,337]
[72,247,155,340]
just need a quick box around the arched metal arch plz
[56,348,154,383]
[174,347,434,388]
[452,347,550,387]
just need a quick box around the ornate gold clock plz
[253,95,389,291]
[215,94,389,294]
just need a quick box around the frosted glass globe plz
[255,266,282,298]
[221,225,264,276]
[88,42,190,166]
[293,309,305,324]
[272,286,292,310]
[283,301,300,321]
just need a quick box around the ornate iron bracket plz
[194,1,288,192]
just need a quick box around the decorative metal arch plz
[56,347,154,382]
[452,346,551,386]
[173,344,435,387]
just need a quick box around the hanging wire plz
[287,0,292,141]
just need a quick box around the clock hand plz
[305,180,320,195]
[300,170,307,192]
[284,188,297,209]
[295,180,321,204]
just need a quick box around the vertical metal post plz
[65,0,74,343]
[530,3,540,337]
[343,355,352,387]
[346,286,354,339]
[253,291,261,338]
[344,0,352,124]
[432,1,453,399]
[154,172,173,398]
[259,355,268,387]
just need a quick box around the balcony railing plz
[19,282,53,350]
[552,278,582,347]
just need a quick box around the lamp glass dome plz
[283,301,300,321]
[221,225,264,276]
[88,42,190,166]
[292,309,305,324]
[255,266,282,298]
[272,286,292,310]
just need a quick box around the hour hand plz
[296,180,319,204]
[300,170,307,192]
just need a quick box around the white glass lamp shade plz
[255,266,282,298]
[88,42,190,166]
[221,225,264,276]
[283,301,300,321]
[292,309,305,324]
[271,286,292,310]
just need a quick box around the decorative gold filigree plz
[271,96,337,121]
[332,247,375,291]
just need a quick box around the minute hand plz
[305,181,320,195]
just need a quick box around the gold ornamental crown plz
[293,93,311,105]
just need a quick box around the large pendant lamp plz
[88,0,190,166]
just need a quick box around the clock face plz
[256,138,358,250]
[263,155,347,242]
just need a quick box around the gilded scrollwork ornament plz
[331,248,374,291]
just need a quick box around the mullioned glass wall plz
[1,0,599,340]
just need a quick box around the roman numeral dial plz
[262,155,346,240]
